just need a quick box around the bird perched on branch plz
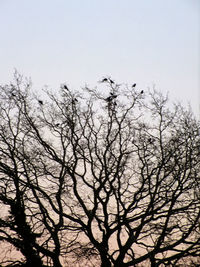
[101,78,108,83]
[105,94,117,102]
[105,96,113,102]
[63,85,69,91]
[132,83,136,87]
[140,90,144,94]
[38,100,43,105]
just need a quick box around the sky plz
[0,0,200,117]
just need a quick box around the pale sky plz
[0,0,199,117]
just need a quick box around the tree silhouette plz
[0,73,199,267]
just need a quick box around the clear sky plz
[0,0,199,117]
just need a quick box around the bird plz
[105,94,117,102]
[132,83,136,87]
[140,90,144,94]
[55,123,60,127]
[38,100,43,105]
[105,96,113,102]
[63,85,69,90]
[109,78,114,84]
[101,78,108,83]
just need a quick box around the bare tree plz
[0,74,199,267]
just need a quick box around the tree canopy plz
[0,73,200,267]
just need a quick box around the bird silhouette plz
[63,85,69,90]
[105,96,113,102]
[105,94,117,102]
[101,78,108,83]
[132,83,136,87]
[109,79,114,84]
[38,100,43,105]
[140,90,144,94]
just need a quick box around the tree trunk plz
[100,254,112,267]
[52,256,63,267]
